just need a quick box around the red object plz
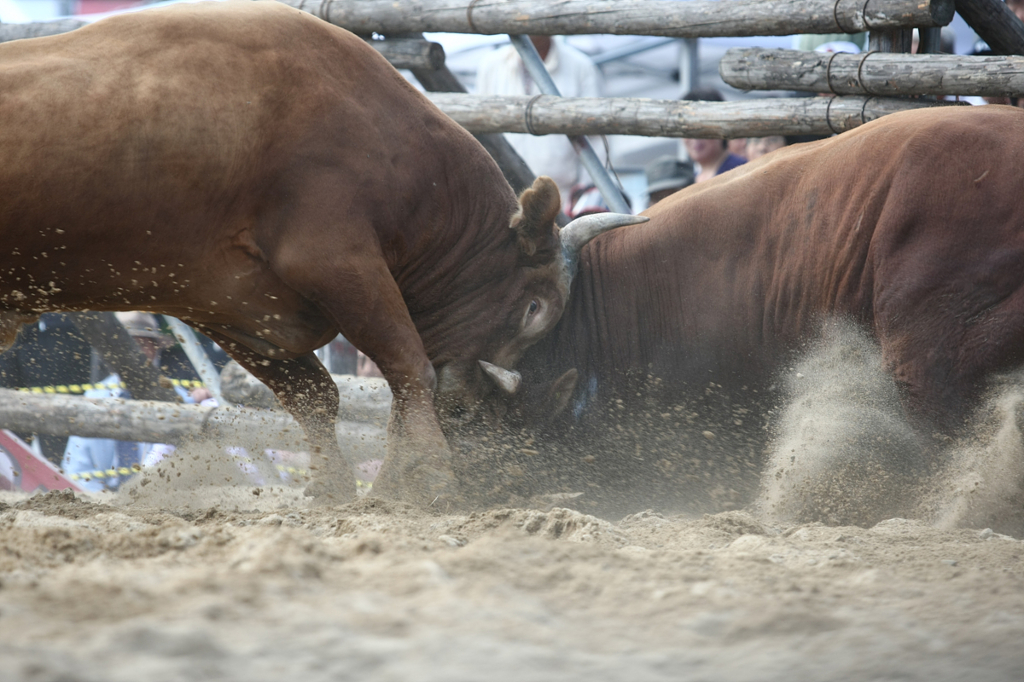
[0,430,83,493]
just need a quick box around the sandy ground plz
[3,329,1023,680]
[1,476,1022,682]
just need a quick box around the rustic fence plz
[274,0,1024,137]
[5,0,1023,139]
[278,0,954,37]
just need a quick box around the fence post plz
[679,38,700,94]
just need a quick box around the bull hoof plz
[371,460,459,510]
[303,473,358,505]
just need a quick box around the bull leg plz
[257,184,457,506]
[272,261,455,507]
[316,286,456,508]
[880,294,1024,440]
[199,327,357,503]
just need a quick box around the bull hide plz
[470,106,1024,520]
[0,1,596,506]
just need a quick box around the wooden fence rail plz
[426,93,948,138]
[279,0,954,38]
[0,19,445,71]
[721,49,1024,98]
[0,388,385,460]
[219,362,391,425]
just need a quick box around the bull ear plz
[511,176,561,257]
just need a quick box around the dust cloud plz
[927,375,1024,533]
[759,321,926,528]
[759,321,1024,537]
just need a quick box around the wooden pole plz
[918,27,943,54]
[954,0,1024,56]
[0,19,445,71]
[368,38,446,71]
[721,48,1024,98]
[0,387,384,458]
[220,361,391,425]
[868,28,912,54]
[279,0,954,38]
[425,93,947,139]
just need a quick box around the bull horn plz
[479,360,521,395]
[559,213,649,289]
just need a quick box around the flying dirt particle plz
[702,431,716,441]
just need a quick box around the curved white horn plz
[479,360,521,395]
[559,213,649,289]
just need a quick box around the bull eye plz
[528,300,539,316]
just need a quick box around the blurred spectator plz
[746,136,787,160]
[159,323,229,383]
[1008,0,1024,22]
[727,137,748,160]
[477,35,603,210]
[680,89,746,182]
[61,312,192,491]
[0,313,93,464]
[644,156,695,206]
[746,134,830,161]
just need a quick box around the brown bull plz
[476,105,1024,513]
[0,1,643,504]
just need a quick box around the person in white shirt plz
[476,36,602,211]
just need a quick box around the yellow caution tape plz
[19,379,204,395]
[68,464,143,482]
[67,463,371,488]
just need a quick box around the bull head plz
[480,177,647,396]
